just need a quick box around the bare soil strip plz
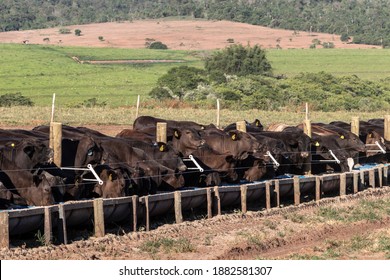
[1,187,390,260]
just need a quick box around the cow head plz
[171,128,205,156]
[28,173,55,206]
[93,167,126,198]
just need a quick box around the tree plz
[204,44,272,81]
[150,66,207,100]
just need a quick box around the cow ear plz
[33,174,43,186]
[108,170,117,181]
[173,129,181,139]
[23,145,35,159]
[225,155,235,163]
[158,142,167,152]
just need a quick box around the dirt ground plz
[0,19,379,50]
[1,187,390,260]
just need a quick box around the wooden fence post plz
[131,195,138,232]
[156,122,167,143]
[144,196,150,231]
[351,117,360,136]
[240,185,247,214]
[351,116,360,165]
[384,165,388,186]
[315,176,321,204]
[303,119,312,175]
[236,121,247,133]
[44,206,53,245]
[135,95,140,119]
[369,169,375,188]
[216,99,220,129]
[57,204,68,244]
[174,191,183,223]
[273,180,280,208]
[303,119,312,138]
[384,115,390,142]
[50,122,62,167]
[265,181,271,210]
[206,188,213,219]
[378,165,383,188]
[93,198,105,238]
[340,173,346,196]
[0,211,9,250]
[353,172,359,193]
[293,176,300,206]
[213,186,221,216]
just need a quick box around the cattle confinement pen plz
[0,115,390,250]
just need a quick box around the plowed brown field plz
[0,19,379,50]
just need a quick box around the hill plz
[0,19,379,50]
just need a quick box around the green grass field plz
[1,43,390,108]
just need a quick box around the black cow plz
[0,155,55,208]
[330,121,387,160]
[223,119,264,133]
[0,130,53,171]
[253,130,311,175]
[184,144,239,187]
[81,165,126,198]
[133,115,215,131]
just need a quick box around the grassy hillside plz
[269,49,390,81]
[1,43,390,107]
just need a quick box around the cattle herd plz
[0,116,389,210]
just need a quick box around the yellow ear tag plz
[11,143,15,147]
[315,142,320,147]
[340,135,345,139]
[368,133,372,138]
[108,174,113,181]
[159,145,165,152]
[231,133,236,140]
[174,130,179,138]
[256,121,260,126]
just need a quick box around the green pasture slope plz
[0,43,202,107]
[2,43,390,107]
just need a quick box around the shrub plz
[0,93,34,107]
[148,41,168,49]
[149,87,173,100]
[205,44,272,78]
[322,42,335,48]
[80,98,106,108]
[98,36,104,41]
[340,33,350,42]
[59,28,71,34]
[75,29,82,36]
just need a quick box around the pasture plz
[2,43,390,109]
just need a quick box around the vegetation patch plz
[140,237,195,254]
[0,93,34,107]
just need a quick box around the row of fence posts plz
[1,112,390,249]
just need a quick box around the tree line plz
[1,0,390,47]
[150,44,390,112]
